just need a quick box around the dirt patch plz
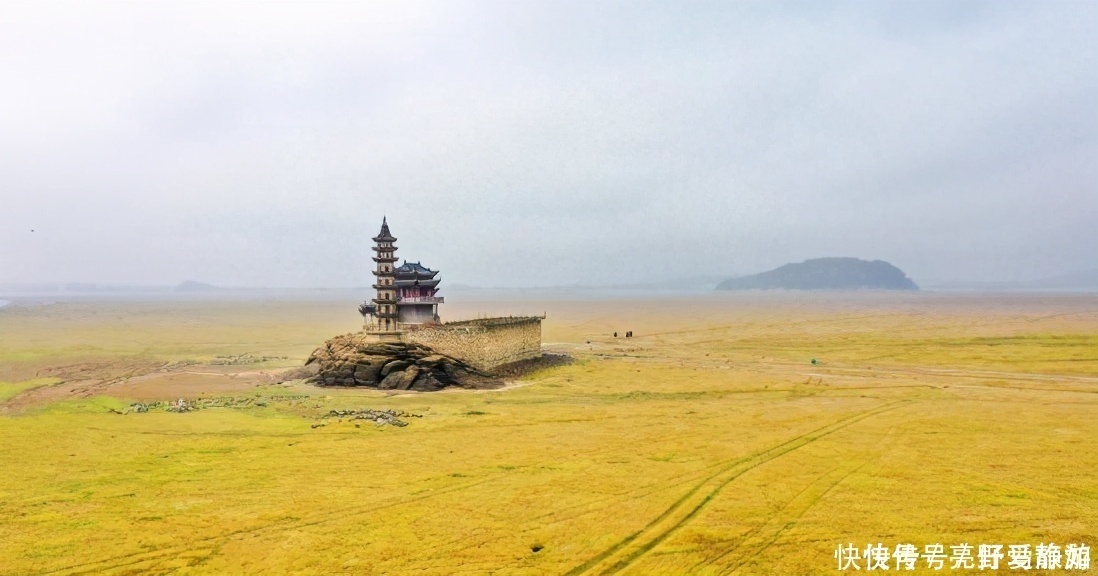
[2,379,98,412]
[2,357,169,411]
[33,356,168,383]
[109,370,278,401]
[1,358,301,410]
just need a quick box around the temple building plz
[359,218,444,336]
[393,260,443,324]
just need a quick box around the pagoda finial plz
[373,216,396,242]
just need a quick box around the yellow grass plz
[0,293,1095,574]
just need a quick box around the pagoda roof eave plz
[395,279,440,288]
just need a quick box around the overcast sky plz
[2,0,1095,288]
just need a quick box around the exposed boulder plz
[410,372,446,392]
[353,364,381,385]
[305,333,500,390]
[380,360,410,376]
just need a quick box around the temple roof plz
[394,260,439,279]
[372,217,396,242]
[396,277,440,288]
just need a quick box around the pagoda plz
[358,218,444,338]
[364,217,401,341]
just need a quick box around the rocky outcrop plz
[305,334,500,391]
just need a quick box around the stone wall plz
[403,316,542,371]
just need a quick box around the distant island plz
[174,280,220,292]
[717,258,919,291]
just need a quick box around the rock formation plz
[305,333,500,391]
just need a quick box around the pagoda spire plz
[373,216,396,243]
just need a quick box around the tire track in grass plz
[681,463,854,574]
[384,407,901,572]
[702,463,867,575]
[715,421,904,574]
[713,423,906,575]
[597,403,904,575]
[564,401,906,576]
[690,423,901,575]
[399,452,751,570]
[407,453,743,569]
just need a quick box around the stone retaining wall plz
[403,316,542,371]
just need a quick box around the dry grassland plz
[0,292,1095,574]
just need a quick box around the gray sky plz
[2,0,1096,288]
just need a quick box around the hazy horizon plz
[3,1,1096,288]
[3,265,1097,294]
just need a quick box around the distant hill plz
[717,258,918,291]
[174,280,220,292]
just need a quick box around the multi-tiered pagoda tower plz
[368,217,401,340]
[359,218,445,339]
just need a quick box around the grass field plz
[1,292,1095,574]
